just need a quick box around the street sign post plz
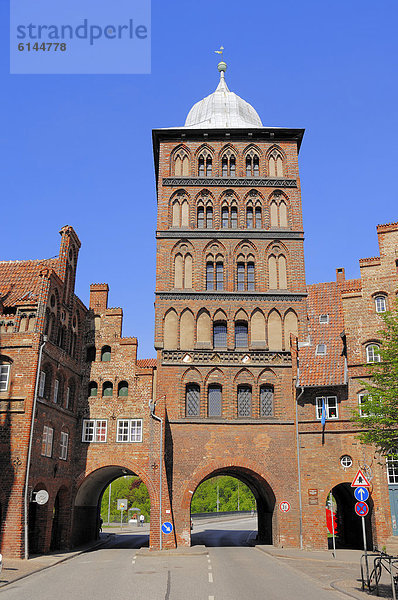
[354,487,369,502]
[161,521,173,534]
[279,501,290,512]
[117,499,128,530]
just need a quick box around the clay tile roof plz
[136,358,157,368]
[299,281,345,387]
[340,278,362,293]
[0,257,58,307]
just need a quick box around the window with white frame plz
[39,370,46,397]
[41,425,53,457]
[60,431,69,460]
[316,343,327,356]
[82,419,107,442]
[53,379,59,403]
[375,296,387,313]
[315,396,338,420]
[387,454,398,484]
[358,391,371,417]
[366,344,380,363]
[319,314,329,324]
[116,419,143,443]
[0,364,10,392]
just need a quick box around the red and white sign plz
[355,501,369,517]
[279,501,291,512]
[351,469,371,488]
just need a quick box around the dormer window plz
[319,314,329,324]
[375,296,386,313]
[316,344,327,356]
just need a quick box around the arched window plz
[255,207,262,229]
[245,151,260,176]
[237,385,252,417]
[270,195,289,228]
[172,201,180,226]
[206,257,224,291]
[88,381,98,397]
[86,346,96,362]
[268,149,284,177]
[246,206,253,228]
[101,345,111,362]
[102,381,113,397]
[220,150,236,177]
[222,206,229,228]
[174,254,183,288]
[198,150,212,177]
[181,201,189,227]
[236,258,255,291]
[213,321,227,348]
[118,381,128,397]
[53,375,63,404]
[197,206,204,228]
[268,253,287,289]
[164,310,178,349]
[186,383,200,416]
[206,206,213,228]
[235,321,248,348]
[375,296,387,313]
[231,206,238,228]
[260,385,274,417]
[174,150,189,176]
[366,344,380,363]
[180,310,194,350]
[208,384,222,417]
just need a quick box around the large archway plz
[72,465,153,548]
[326,483,373,549]
[189,466,275,547]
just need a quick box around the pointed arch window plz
[197,206,204,228]
[260,385,274,417]
[237,385,252,417]
[186,383,200,416]
[198,151,212,177]
[231,206,238,228]
[268,253,287,290]
[221,150,236,177]
[245,152,260,177]
[235,321,248,348]
[198,156,205,176]
[208,384,222,417]
[236,258,255,291]
[246,206,254,228]
[174,253,192,289]
[174,150,189,176]
[269,149,284,177]
[255,207,262,228]
[206,258,224,291]
[206,206,213,228]
[222,206,229,228]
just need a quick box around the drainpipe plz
[295,357,305,551]
[24,335,46,559]
[149,393,163,551]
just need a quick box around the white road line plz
[207,558,211,563]
[208,565,212,570]
[209,596,215,600]
[132,560,135,564]
[208,572,213,583]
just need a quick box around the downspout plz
[24,335,46,559]
[295,355,305,551]
[149,386,163,551]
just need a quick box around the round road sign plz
[279,501,290,512]
[355,501,369,517]
[35,490,49,505]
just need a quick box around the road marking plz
[132,560,135,564]
[208,572,213,583]
[209,596,215,600]
[207,558,211,563]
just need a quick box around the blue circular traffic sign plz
[354,486,369,502]
[355,501,369,517]
[161,521,173,534]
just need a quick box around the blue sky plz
[1,0,397,358]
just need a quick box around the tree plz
[353,299,398,457]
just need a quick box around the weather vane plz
[214,45,224,56]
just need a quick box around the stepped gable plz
[299,281,345,387]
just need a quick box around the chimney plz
[336,267,345,284]
[89,284,109,312]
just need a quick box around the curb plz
[137,545,208,557]
[0,534,115,589]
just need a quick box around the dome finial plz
[214,46,227,78]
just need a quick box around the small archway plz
[72,465,153,549]
[326,483,373,549]
[188,466,275,547]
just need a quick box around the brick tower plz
[153,60,308,547]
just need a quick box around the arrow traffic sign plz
[355,501,369,517]
[161,521,173,534]
[351,469,371,488]
[354,486,369,502]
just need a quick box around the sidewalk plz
[0,533,113,588]
[257,545,396,599]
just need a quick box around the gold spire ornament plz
[214,46,224,56]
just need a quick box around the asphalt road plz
[0,517,347,600]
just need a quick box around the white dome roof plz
[184,65,262,129]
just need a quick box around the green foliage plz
[352,299,398,457]
[100,476,150,523]
[191,476,255,513]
